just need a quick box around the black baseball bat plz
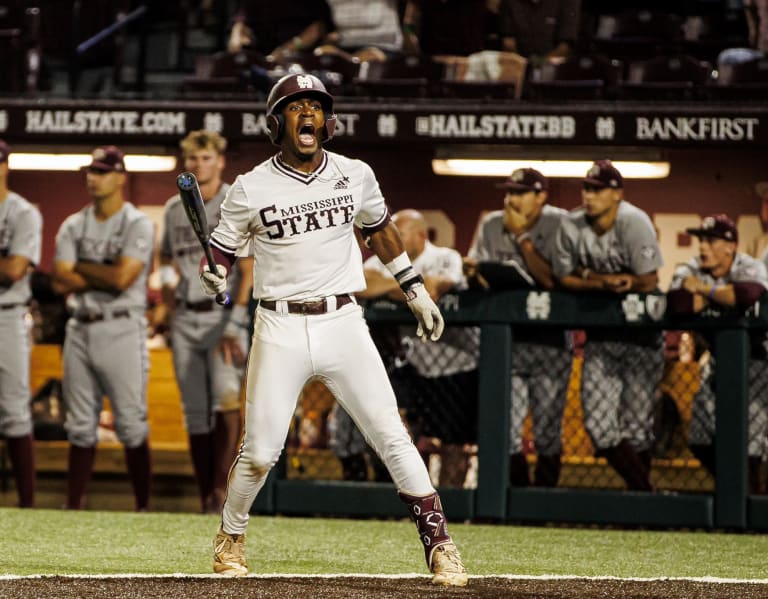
[176,172,231,306]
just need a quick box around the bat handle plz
[215,291,231,306]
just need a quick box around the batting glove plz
[406,282,445,342]
[199,264,228,296]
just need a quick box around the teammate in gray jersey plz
[553,160,663,492]
[199,73,467,586]
[464,167,571,487]
[0,139,41,507]
[668,214,768,493]
[52,146,155,511]
[157,131,253,514]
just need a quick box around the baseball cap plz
[686,214,738,243]
[87,146,125,172]
[0,139,10,163]
[496,167,548,192]
[583,159,623,189]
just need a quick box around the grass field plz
[1,507,767,580]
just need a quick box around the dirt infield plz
[1,576,767,598]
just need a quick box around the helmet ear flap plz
[267,114,283,145]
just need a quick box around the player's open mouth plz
[298,123,316,146]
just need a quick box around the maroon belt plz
[259,294,354,315]
[74,309,131,323]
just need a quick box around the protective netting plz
[283,326,767,494]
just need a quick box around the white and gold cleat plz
[213,528,248,577]
[430,542,468,587]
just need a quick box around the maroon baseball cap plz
[583,159,623,189]
[0,139,10,163]
[686,214,738,243]
[87,146,125,172]
[496,167,548,192]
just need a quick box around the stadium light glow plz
[8,153,178,172]
[432,159,670,179]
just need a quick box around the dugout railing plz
[252,289,768,531]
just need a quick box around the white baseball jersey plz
[0,191,42,305]
[365,240,479,377]
[211,151,388,301]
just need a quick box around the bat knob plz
[176,172,197,192]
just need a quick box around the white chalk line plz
[0,573,767,584]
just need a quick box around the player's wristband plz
[385,252,424,299]
[707,284,720,300]
[516,231,531,245]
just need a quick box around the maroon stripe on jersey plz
[207,239,237,270]
[360,207,391,237]
[272,152,328,185]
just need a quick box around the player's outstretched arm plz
[367,222,444,341]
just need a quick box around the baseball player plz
[464,168,571,487]
[200,73,467,586]
[51,146,155,511]
[359,209,479,488]
[668,214,768,493]
[157,131,253,514]
[0,139,42,508]
[553,160,663,492]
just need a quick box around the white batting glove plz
[406,282,445,342]
[199,264,228,296]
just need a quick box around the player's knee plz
[240,444,280,474]
[214,389,241,413]
[114,420,149,448]
[0,414,33,438]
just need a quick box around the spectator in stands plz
[316,0,404,62]
[747,181,768,259]
[402,0,492,56]
[0,139,42,508]
[497,0,582,64]
[553,160,663,492]
[359,209,479,488]
[463,167,571,487]
[745,0,768,54]
[227,1,333,60]
[667,214,768,494]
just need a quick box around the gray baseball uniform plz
[161,183,248,434]
[0,191,42,438]
[469,205,571,460]
[55,202,154,448]
[670,253,768,458]
[553,200,664,452]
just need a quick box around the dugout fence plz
[252,289,768,531]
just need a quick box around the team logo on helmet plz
[296,75,314,89]
[511,169,525,182]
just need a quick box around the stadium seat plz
[592,11,684,62]
[181,49,272,96]
[527,54,623,101]
[352,54,444,99]
[618,54,713,101]
[0,28,23,93]
[709,57,768,102]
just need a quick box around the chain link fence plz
[283,323,768,495]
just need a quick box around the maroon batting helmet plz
[266,73,336,146]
